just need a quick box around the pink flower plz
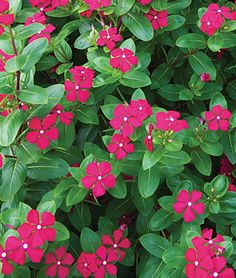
[0,154,2,168]
[200,12,223,36]
[156,110,188,132]
[76,252,98,278]
[204,105,232,131]
[129,99,153,121]
[207,4,232,19]
[200,72,211,82]
[29,0,53,12]
[52,0,69,8]
[29,24,55,43]
[110,104,142,136]
[107,134,134,160]
[0,246,13,275]
[138,0,152,5]
[144,123,154,151]
[210,256,235,278]
[110,48,138,73]
[84,0,111,11]
[0,49,14,72]
[0,0,14,36]
[173,190,205,222]
[24,12,47,26]
[18,209,56,247]
[96,27,122,51]
[192,229,224,256]
[144,8,168,30]
[81,161,116,197]
[65,66,94,103]
[94,246,118,278]
[102,229,131,261]
[6,233,44,265]
[80,10,93,18]
[185,247,213,278]
[51,105,74,126]
[45,247,74,278]
[26,115,59,150]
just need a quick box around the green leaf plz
[222,132,236,164]
[200,141,223,156]
[15,23,45,40]
[66,185,88,206]
[27,157,69,180]
[122,13,154,41]
[164,15,186,31]
[74,32,93,50]
[120,71,151,88]
[131,186,154,216]
[0,160,26,201]
[138,165,160,198]
[162,246,186,270]
[149,209,174,231]
[151,63,174,89]
[159,150,191,165]
[54,222,70,241]
[93,57,113,73]
[207,33,224,52]
[0,110,26,146]
[114,0,135,16]
[176,33,206,49]
[80,227,101,253]
[166,0,192,13]
[191,149,212,176]
[210,93,227,109]
[54,40,72,63]
[77,107,99,125]
[142,147,165,170]
[5,55,26,73]
[140,233,171,258]
[15,141,41,164]
[189,51,216,80]
[19,85,48,104]
[222,33,236,48]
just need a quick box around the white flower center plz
[84,263,88,267]
[113,244,118,248]
[139,106,143,111]
[208,240,213,245]
[57,110,61,114]
[75,85,79,90]
[207,22,211,26]
[38,31,41,34]
[36,224,42,230]
[39,130,44,135]
[40,7,44,11]
[98,176,102,180]
[122,54,126,59]
[123,117,128,122]
[103,261,107,265]
[188,202,192,207]
[154,16,158,19]
[169,116,175,122]
[194,261,199,266]
[57,261,61,266]
[1,252,6,258]
[2,56,5,59]
[213,272,218,277]
[81,71,85,74]
[23,243,28,249]
[147,135,152,140]
[107,35,110,39]
[216,116,220,120]
[218,9,221,13]
[119,143,123,147]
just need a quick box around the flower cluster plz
[76,229,130,278]
[81,161,116,198]
[64,66,95,103]
[173,190,205,222]
[200,4,235,36]
[0,0,14,36]
[185,229,234,277]
[0,210,56,275]
[144,8,168,30]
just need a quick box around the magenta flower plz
[6,232,44,265]
[84,0,111,11]
[29,24,56,43]
[185,247,213,278]
[138,0,152,5]
[18,209,56,247]
[102,229,131,261]
[24,12,47,26]
[0,0,14,36]
[110,48,138,73]
[0,50,14,72]
[0,246,13,275]
[144,8,168,30]
[207,4,232,19]
[204,105,232,131]
[52,0,69,8]
[144,123,154,151]
[156,110,188,132]
[200,72,211,83]
[192,228,225,257]
[200,12,223,36]
[0,153,2,168]
[26,115,59,150]
[51,104,74,126]
[107,134,134,160]
[94,246,118,278]
[29,0,53,12]
[173,190,205,222]
[81,161,116,197]
[210,256,235,278]
[129,99,153,121]
[96,27,122,51]
[76,252,98,278]
[110,104,142,136]
[45,247,74,278]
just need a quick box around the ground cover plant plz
[0,0,236,277]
